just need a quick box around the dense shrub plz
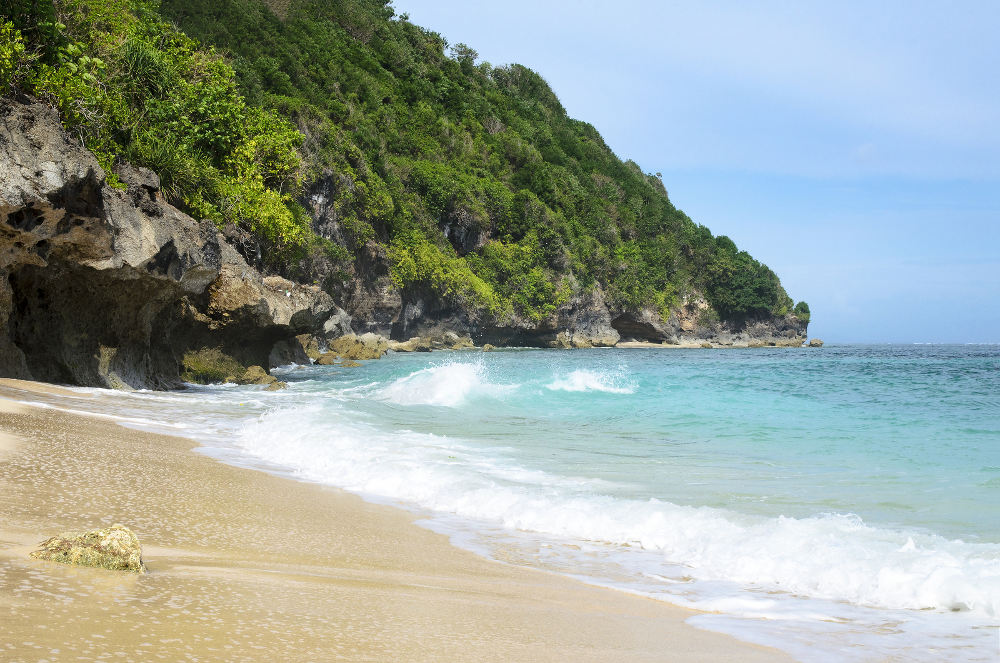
[5,0,322,270]
[6,0,800,323]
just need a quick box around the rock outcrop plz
[390,331,475,352]
[30,524,146,573]
[0,99,342,388]
[234,365,287,391]
[606,295,807,348]
[325,332,388,360]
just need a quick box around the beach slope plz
[0,379,789,662]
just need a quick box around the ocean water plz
[63,345,1000,661]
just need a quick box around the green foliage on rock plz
[4,0,333,272]
[6,0,801,323]
[706,235,793,319]
[180,347,245,384]
[387,231,500,314]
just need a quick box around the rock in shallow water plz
[326,333,388,360]
[241,365,286,390]
[30,524,146,573]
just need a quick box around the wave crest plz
[377,362,511,407]
[546,369,635,394]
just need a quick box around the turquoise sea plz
[66,345,1000,661]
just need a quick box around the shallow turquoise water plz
[316,344,1000,540]
[71,344,1000,661]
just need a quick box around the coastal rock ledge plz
[0,99,343,388]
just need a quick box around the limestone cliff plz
[325,247,804,349]
[0,99,344,388]
[302,171,805,349]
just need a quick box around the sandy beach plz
[0,378,790,662]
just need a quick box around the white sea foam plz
[232,402,1000,622]
[376,362,512,406]
[546,368,635,394]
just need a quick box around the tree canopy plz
[2,0,808,323]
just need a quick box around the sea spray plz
[376,360,515,407]
[546,368,636,394]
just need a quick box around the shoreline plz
[0,378,791,662]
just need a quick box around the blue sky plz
[393,0,1000,342]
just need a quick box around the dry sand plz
[0,379,791,662]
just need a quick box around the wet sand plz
[0,379,791,662]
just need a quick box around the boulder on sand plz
[30,524,146,573]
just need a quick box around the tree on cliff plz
[1,0,807,327]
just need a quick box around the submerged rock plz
[30,524,146,573]
[314,352,362,368]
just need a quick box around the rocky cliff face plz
[302,170,805,350]
[0,99,807,389]
[0,99,345,389]
[327,259,804,349]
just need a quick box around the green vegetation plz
[3,0,336,274]
[4,0,807,324]
[180,347,245,383]
[793,301,811,323]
